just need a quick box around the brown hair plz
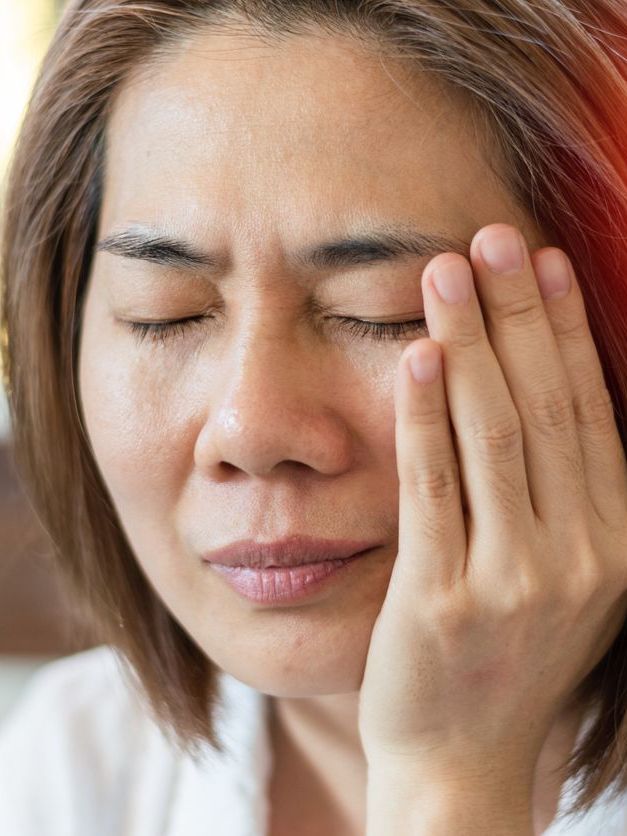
[1,0,626,814]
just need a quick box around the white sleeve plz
[0,648,145,836]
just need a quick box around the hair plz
[1,0,626,816]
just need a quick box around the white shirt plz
[0,645,624,835]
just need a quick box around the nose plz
[193,326,354,479]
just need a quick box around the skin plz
[77,24,627,835]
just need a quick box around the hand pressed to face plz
[358,222,627,789]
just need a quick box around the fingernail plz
[431,260,472,305]
[409,343,441,383]
[535,250,572,300]
[478,227,525,274]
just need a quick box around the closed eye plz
[330,316,428,342]
[125,314,429,346]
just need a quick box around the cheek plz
[359,362,399,465]
[78,332,191,518]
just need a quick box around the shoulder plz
[3,643,129,703]
[0,647,275,835]
[0,645,179,835]
[0,644,144,748]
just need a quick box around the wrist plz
[366,760,534,836]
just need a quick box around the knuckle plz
[498,571,546,615]
[490,293,545,329]
[409,458,461,503]
[451,325,485,351]
[550,311,586,342]
[524,386,573,433]
[465,412,523,463]
[428,591,476,637]
[431,572,544,638]
[561,562,603,607]
[573,383,617,435]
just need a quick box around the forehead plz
[100,26,523,246]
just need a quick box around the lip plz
[208,554,370,605]
[200,534,380,569]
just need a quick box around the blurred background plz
[0,0,94,725]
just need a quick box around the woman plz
[1,0,626,833]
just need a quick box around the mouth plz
[206,548,375,605]
[200,534,382,570]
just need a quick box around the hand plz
[358,222,627,794]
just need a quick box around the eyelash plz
[127,314,429,345]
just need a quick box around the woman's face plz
[78,27,546,696]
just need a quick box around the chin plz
[215,651,367,698]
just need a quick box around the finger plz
[420,253,535,559]
[530,246,627,527]
[393,338,467,595]
[469,224,586,529]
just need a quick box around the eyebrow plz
[95,223,471,274]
